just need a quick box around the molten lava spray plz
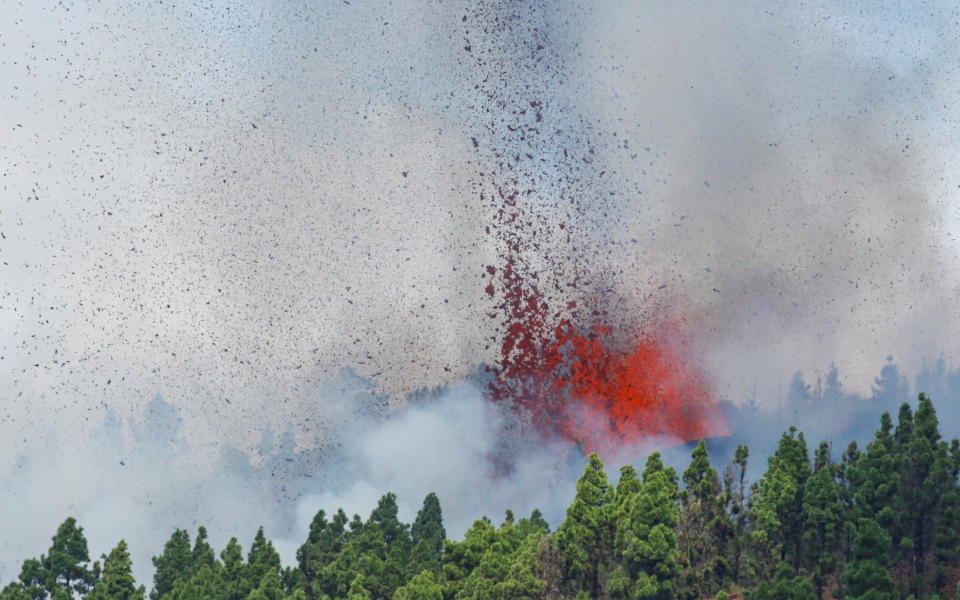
[484,260,725,459]
[477,180,726,461]
[453,0,726,459]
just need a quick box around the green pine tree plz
[370,494,411,551]
[191,528,216,575]
[611,452,680,600]
[0,583,32,600]
[163,563,228,600]
[933,437,960,594]
[151,531,193,600]
[442,518,498,599]
[408,494,445,579]
[90,540,145,600]
[743,562,814,600]
[727,445,751,587]
[247,528,282,588]
[891,395,952,597]
[554,453,615,597]
[220,538,254,600]
[446,510,546,600]
[15,517,98,600]
[393,570,441,600]
[297,509,349,600]
[319,539,363,600]
[801,442,844,600]
[676,440,730,600]
[846,414,899,525]
[346,575,371,600]
[750,428,811,574]
[840,518,896,600]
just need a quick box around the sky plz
[3,0,960,586]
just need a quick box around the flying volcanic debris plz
[460,1,727,459]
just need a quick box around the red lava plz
[463,7,726,459]
[485,261,726,459]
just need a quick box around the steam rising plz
[3,0,960,587]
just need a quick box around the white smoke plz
[274,384,578,567]
[0,376,583,586]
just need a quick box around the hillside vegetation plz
[4,393,960,600]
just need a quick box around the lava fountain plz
[484,259,726,459]
[459,2,726,460]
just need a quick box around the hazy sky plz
[3,0,960,582]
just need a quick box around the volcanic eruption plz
[457,11,724,457]
[478,181,726,458]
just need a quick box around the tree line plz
[4,393,960,600]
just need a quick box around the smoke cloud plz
[0,375,583,585]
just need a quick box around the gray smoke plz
[0,373,581,585]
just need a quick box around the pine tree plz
[801,442,843,600]
[247,528,282,588]
[379,543,407,599]
[750,428,810,574]
[554,453,614,597]
[246,571,285,600]
[846,413,899,525]
[840,518,896,600]
[525,509,550,535]
[150,533,219,600]
[320,539,365,600]
[743,562,815,600]
[726,445,751,587]
[14,518,98,600]
[311,496,421,600]
[47,518,98,598]
[220,538,254,600]
[297,509,349,600]
[676,440,729,600]
[0,583,32,600]
[163,564,228,600]
[411,494,445,557]
[933,437,960,594]
[835,439,860,585]
[346,575,371,600]
[393,570,441,600]
[90,541,145,600]
[611,452,680,600]
[892,395,950,597]
[151,530,193,600]
[279,567,302,597]
[613,465,642,523]
[442,518,498,598]
[504,514,551,599]
[454,512,546,600]
[370,494,411,551]
[408,494,445,578]
[191,528,216,574]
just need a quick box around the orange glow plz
[486,261,726,459]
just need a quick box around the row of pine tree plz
[4,393,960,600]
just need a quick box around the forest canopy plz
[4,393,960,600]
